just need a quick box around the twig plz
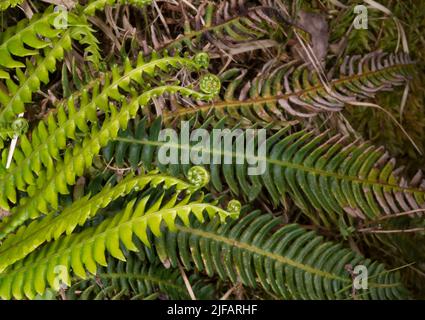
[358,227,425,234]
[178,262,196,300]
[220,283,240,300]
[361,208,425,227]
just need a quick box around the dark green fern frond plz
[111,118,425,227]
[150,209,408,300]
[65,257,215,300]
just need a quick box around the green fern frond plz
[111,118,425,227]
[0,80,217,240]
[150,209,408,300]
[68,17,102,66]
[0,36,72,130]
[0,0,23,11]
[0,167,210,272]
[0,14,101,144]
[0,8,63,78]
[0,190,240,299]
[82,0,152,16]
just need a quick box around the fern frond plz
[0,0,23,11]
[0,8,63,78]
[0,191,240,299]
[157,3,285,55]
[69,16,102,66]
[112,118,425,227]
[0,80,216,240]
[0,36,72,129]
[65,257,215,300]
[82,0,152,16]
[149,209,408,300]
[160,51,414,123]
[0,14,102,143]
[0,51,210,212]
[0,167,210,272]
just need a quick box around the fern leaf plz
[162,52,414,123]
[0,35,72,129]
[152,210,408,300]
[111,118,425,227]
[0,192,240,299]
[65,257,216,300]
[0,13,102,141]
[0,80,218,239]
[0,8,62,77]
[0,52,210,212]
[0,167,210,272]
